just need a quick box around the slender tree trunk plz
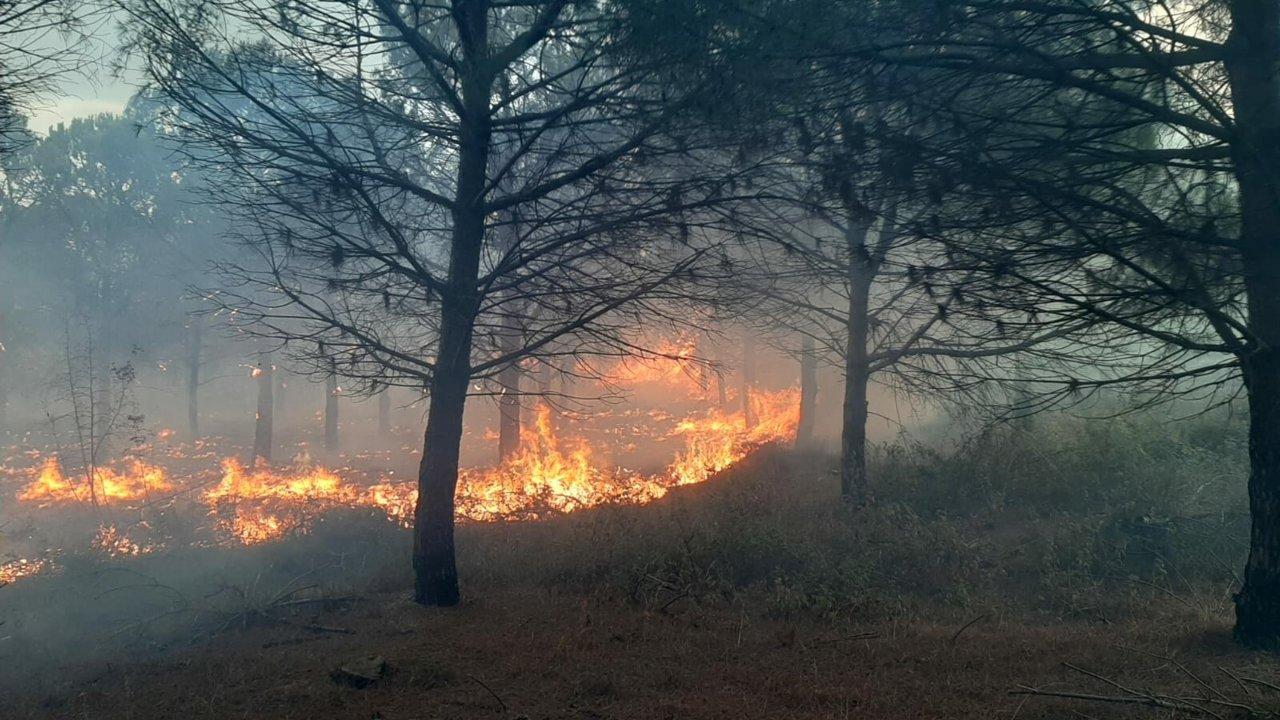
[716,369,727,408]
[1226,0,1280,647]
[186,321,201,439]
[839,214,874,501]
[378,382,392,438]
[797,335,818,446]
[94,351,113,450]
[741,332,756,429]
[414,6,491,606]
[0,307,8,436]
[325,372,339,452]
[253,352,273,463]
[497,366,521,462]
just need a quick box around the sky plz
[26,16,140,135]
[30,73,137,134]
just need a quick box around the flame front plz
[4,379,801,568]
[204,459,358,544]
[18,458,172,506]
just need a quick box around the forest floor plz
[6,444,1277,719]
[16,588,1275,720]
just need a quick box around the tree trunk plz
[186,321,201,439]
[1226,0,1280,648]
[413,4,491,607]
[497,325,521,462]
[797,335,818,447]
[741,332,756,429]
[325,372,339,452]
[94,351,113,449]
[839,214,874,502]
[253,352,273,463]
[378,382,392,438]
[275,368,287,424]
[497,365,521,462]
[0,307,9,436]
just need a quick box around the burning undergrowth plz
[0,385,799,588]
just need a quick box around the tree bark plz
[1226,0,1280,648]
[839,213,874,501]
[186,321,201,439]
[797,335,818,447]
[413,0,491,607]
[325,371,339,452]
[253,352,274,463]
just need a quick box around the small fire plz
[18,458,173,506]
[669,389,800,486]
[0,558,52,586]
[204,459,358,544]
[6,355,801,560]
[364,480,416,527]
[457,405,661,520]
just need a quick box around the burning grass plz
[0,386,800,583]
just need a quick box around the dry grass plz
[14,591,1278,720]
[4,432,1273,719]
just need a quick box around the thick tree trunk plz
[325,372,339,451]
[1226,0,1280,648]
[839,214,874,501]
[378,382,392,438]
[253,352,273,463]
[797,335,818,447]
[413,3,491,607]
[187,322,201,439]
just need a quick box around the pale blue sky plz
[27,16,140,135]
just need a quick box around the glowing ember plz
[91,524,158,557]
[0,558,52,586]
[18,458,173,506]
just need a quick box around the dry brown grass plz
[14,590,1277,720]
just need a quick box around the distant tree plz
[0,109,226,437]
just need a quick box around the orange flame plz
[203,458,358,544]
[18,458,173,506]
[9,379,800,552]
